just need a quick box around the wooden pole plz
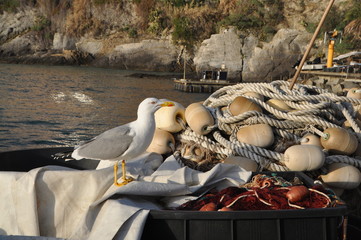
[183,47,186,80]
[289,0,335,90]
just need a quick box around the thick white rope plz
[177,81,361,172]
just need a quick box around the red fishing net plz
[177,174,343,211]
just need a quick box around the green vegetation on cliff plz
[0,0,360,54]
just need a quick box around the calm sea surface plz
[0,64,209,152]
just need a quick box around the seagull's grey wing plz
[74,125,134,160]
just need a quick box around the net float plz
[346,88,361,99]
[236,124,274,148]
[223,156,259,171]
[283,145,325,171]
[155,101,186,133]
[243,92,264,101]
[300,133,322,148]
[229,96,262,116]
[320,128,358,155]
[342,119,361,129]
[286,185,309,202]
[266,99,293,111]
[146,128,175,155]
[182,145,204,162]
[185,102,214,135]
[199,202,217,211]
[321,163,361,189]
[218,207,233,211]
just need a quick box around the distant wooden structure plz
[301,70,361,83]
[174,69,238,93]
[174,79,236,93]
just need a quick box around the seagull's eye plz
[150,101,156,104]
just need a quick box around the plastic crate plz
[142,172,347,240]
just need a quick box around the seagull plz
[71,97,174,186]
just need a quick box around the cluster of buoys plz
[146,102,185,155]
[146,82,361,194]
[148,100,216,166]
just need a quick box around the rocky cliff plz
[0,0,356,81]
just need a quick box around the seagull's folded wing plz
[73,125,134,160]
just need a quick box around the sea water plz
[0,64,209,152]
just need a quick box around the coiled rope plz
[176,80,361,172]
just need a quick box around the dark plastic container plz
[142,172,347,240]
[142,207,346,240]
[0,147,99,171]
[0,148,352,240]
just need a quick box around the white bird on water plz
[71,97,174,186]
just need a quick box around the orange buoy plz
[266,99,293,111]
[223,156,258,171]
[346,88,361,99]
[321,163,361,189]
[320,128,358,155]
[300,133,322,148]
[218,207,233,211]
[155,102,185,133]
[185,102,214,135]
[283,145,325,171]
[229,96,262,116]
[286,186,309,202]
[146,128,175,155]
[236,124,274,148]
[199,202,217,211]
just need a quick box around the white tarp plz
[0,154,251,240]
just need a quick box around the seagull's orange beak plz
[161,101,174,107]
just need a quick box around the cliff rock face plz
[193,28,310,81]
[108,39,178,72]
[0,7,37,43]
[0,0,351,81]
[53,33,76,50]
[194,28,243,80]
[0,8,38,56]
[242,29,311,82]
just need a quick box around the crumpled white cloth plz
[0,153,252,240]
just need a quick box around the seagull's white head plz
[137,98,174,117]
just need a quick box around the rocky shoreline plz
[0,0,353,82]
[0,27,313,82]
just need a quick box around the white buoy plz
[155,102,186,133]
[243,92,264,101]
[283,145,325,171]
[300,133,322,148]
[346,88,361,99]
[321,163,361,189]
[342,119,361,129]
[223,156,258,171]
[185,102,214,135]
[320,128,358,155]
[266,99,293,111]
[236,124,274,148]
[146,128,175,155]
[229,96,262,116]
[182,145,204,162]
